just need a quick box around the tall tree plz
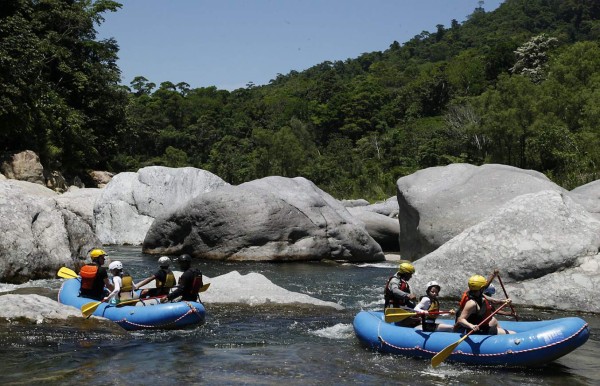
[0,0,126,176]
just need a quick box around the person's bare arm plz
[104,277,114,292]
[457,300,479,331]
[134,275,155,290]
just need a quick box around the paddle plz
[81,300,105,318]
[496,273,519,321]
[57,267,78,279]
[199,283,210,292]
[384,308,453,323]
[431,300,510,368]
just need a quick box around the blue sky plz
[97,0,504,91]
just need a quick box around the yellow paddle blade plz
[199,283,210,292]
[57,267,78,279]
[384,309,417,323]
[431,336,467,368]
[81,301,102,318]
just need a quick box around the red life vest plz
[384,274,412,308]
[189,274,203,296]
[455,290,492,331]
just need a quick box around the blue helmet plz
[484,283,496,296]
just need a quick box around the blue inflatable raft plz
[58,278,206,331]
[353,310,589,366]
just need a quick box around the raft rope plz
[374,312,589,359]
[114,301,204,330]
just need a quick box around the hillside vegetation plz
[2,0,600,200]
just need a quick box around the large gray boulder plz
[0,180,100,283]
[360,196,399,218]
[411,190,600,312]
[347,207,399,251]
[569,179,600,221]
[143,176,385,262]
[94,166,229,245]
[397,163,566,259]
[55,188,101,228]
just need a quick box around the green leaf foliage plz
[4,0,600,197]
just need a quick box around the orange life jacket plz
[79,265,99,290]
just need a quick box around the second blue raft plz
[353,310,589,367]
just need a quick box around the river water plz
[0,246,598,385]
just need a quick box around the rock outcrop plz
[143,176,385,262]
[0,180,100,283]
[411,190,600,312]
[397,163,566,259]
[94,166,229,245]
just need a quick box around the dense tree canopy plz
[3,0,600,199]
[0,0,126,177]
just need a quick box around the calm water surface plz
[0,246,598,385]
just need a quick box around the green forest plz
[2,0,600,201]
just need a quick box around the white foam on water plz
[357,299,384,309]
[420,364,480,378]
[0,278,59,293]
[355,262,397,269]
[310,323,354,339]
[0,283,18,293]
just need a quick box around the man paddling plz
[455,275,514,335]
[135,256,176,298]
[161,254,204,303]
[384,262,419,327]
[79,249,113,300]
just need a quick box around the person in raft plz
[79,248,113,300]
[135,256,176,299]
[455,274,515,335]
[103,261,134,304]
[384,262,419,327]
[161,254,204,303]
[484,284,517,318]
[413,280,455,332]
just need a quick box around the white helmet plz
[108,261,123,271]
[426,281,441,292]
[158,256,171,267]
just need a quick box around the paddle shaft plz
[385,310,451,318]
[116,295,166,307]
[496,273,518,321]
[384,309,453,323]
[431,301,510,367]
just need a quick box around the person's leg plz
[496,325,515,334]
[435,323,455,332]
[487,317,499,335]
